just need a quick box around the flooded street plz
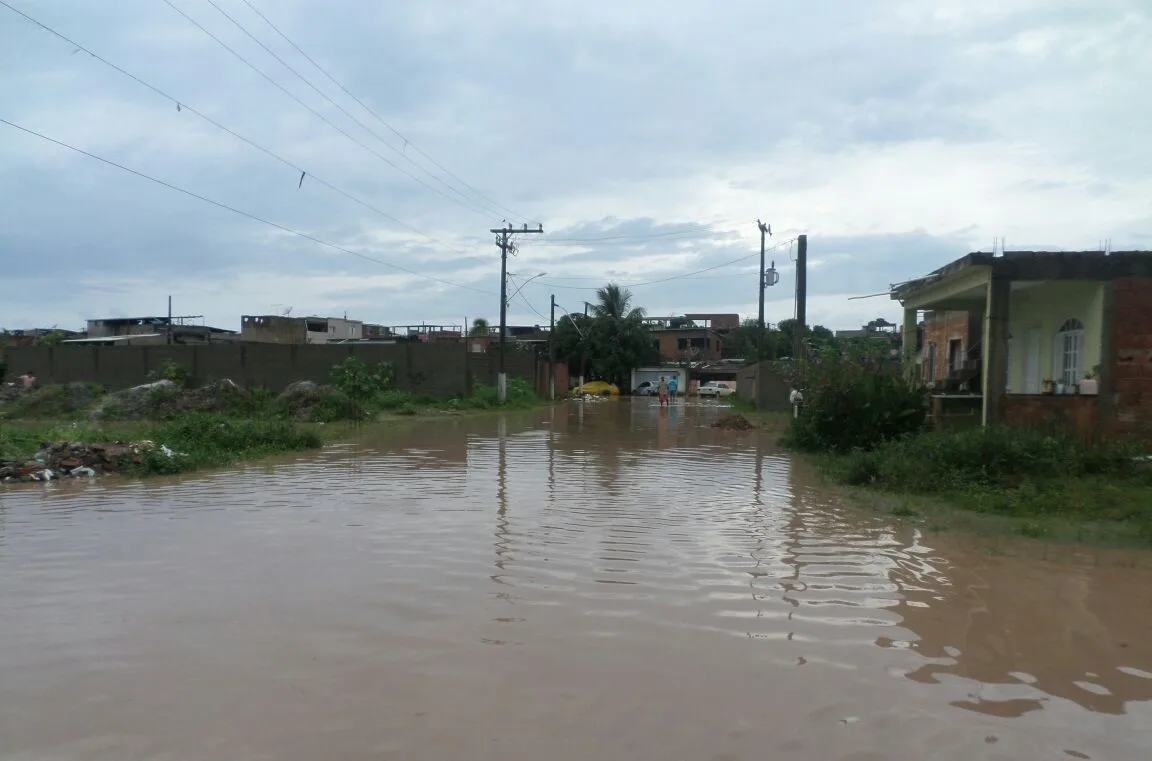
[2,399,1151,760]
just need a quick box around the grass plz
[1,413,322,478]
[811,425,1152,548]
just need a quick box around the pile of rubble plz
[0,439,176,483]
[711,414,757,431]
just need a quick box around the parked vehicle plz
[697,381,736,398]
[632,380,658,396]
[573,380,620,396]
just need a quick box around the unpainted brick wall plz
[2,343,538,398]
[1109,277,1152,439]
[921,310,981,382]
[1001,395,1099,439]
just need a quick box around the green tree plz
[586,283,657,387]
[468,318,490,337]
[549,284,658,388]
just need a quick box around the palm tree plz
[586,283,655,387]
[469,317,490,337]
[590,283,646,323]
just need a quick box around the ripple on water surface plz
[1,400,1150,760]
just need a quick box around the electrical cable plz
[527,237,799,291]
[200,0,511,221]
[0,117,494,294]
[0,0,469,254]
[236,0,532,225]
[158,0,498,220]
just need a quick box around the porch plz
[894,252,1110,431]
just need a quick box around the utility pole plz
[756,220,771,360]
[793,234,808,361]
[491,222,544,403]
[166,295,173,345]
[549,294,557,401]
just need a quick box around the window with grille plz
[1056,318,1084,387]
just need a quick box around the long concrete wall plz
[4,344,540,397]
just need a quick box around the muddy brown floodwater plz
[1,399,1151,760]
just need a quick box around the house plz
[75,316,235,345]
[891,250,1152,438]
[241,315,362,344]
[920,310,982,389]
[643,313,739,362]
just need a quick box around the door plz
[1023,327,1041,394]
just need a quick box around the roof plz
[62,333,164,343]
[892,250,1152,302]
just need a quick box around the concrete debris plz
[711,414,757,431]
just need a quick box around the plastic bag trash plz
[159,445,176,458]
[70,467,97,477]
[32,469,55,481]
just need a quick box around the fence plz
[3,343,544,398]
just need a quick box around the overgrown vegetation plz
[2,357,547,428]
[125,413,322,475]
[781,345,928,453]
[779,345,1152,545]
[822,427,1152,545]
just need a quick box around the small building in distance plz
[72,316,235,346]
[241,315,363,344]
[644,313,739,362]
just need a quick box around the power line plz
[0,117,493,295]
[532,227,717,245]
[506,274,550,323]
[529,237,799,291]
[199,0,510,221]
[158,0,498,220]
[0,0,468,254]
[236,0,532,225]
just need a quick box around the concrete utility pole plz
[793,234,808,361]
[549,294,557,401]
[491,222,544,403]
[756,220,771,360]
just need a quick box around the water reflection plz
[0,399,1150,760]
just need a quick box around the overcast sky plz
[2,0,1150,333]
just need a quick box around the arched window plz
[1055,318,1084,387]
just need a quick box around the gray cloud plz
[1,0,1149,332]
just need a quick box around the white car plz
[697,381,735,398]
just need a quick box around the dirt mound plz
[0,382,101,419]
[711,414,757,431]
[89,379,253,421]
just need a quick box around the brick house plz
[920,310,982,389]
[892,250,1152,439]
[644,313,739,362]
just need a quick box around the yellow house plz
[892,250,1152,438]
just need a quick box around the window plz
[1055,318,1084,387]
[948,338,963,371]
[677,338,688,350]
[690,337,708,349]
[925,342,937,381]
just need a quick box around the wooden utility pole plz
[549,294,557,401]
[491,222,544,403]
[793,234,808,360]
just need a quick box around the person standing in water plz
[657,376,669,407]
[667,375,678,401]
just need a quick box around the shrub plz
[146,359,192,388]
[330,357,394,402]
[374,389,415,410]
[126,413,321,475]
[781,345,928,453]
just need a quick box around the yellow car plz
[573,380,620,397]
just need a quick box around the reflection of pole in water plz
[492,416,512,592]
